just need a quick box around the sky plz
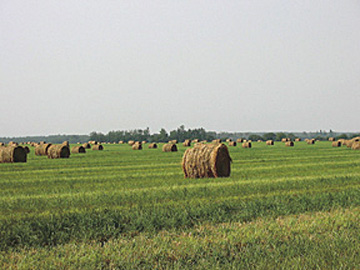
[1,1,360,137]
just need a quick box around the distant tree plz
[336,133,348,140]
[248,134,263,141]
[263,133,276,141]
[275,132,287,141]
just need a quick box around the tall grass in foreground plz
[0,142,359,268]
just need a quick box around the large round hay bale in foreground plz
[0,146,27,163]
[92,145,104,151]
[71,146,86,154]
[132,143,142,150]
[229,141,237,146]
[182,143,232,178]
[285,141,294,147]
[266,140,274,145]
[35,143,52,156]
[242,142,252,148]
[148,143,157,149]
[332,141,342,147]
[162,143,177,152]
[47,145,70,159]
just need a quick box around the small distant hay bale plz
[307,139,315,144]
[8,141,18,146]
[242,142,252,148]
[89,141,98,145]
[128,140,135,146]
[351,142,360,150]
[183,140,191,147]
[0,146,27,163]
[47,144,70,159]
[192,139,199,143]
[162,143,177,152]
[285,141,294,147]
[35,143,52,156]
[39,141,46,145]
[168,140,178,144]
[92,145,104,151]
[295,138,301,142]
[281,138,287,142]
[332,141,341,147]
[182,143,232,178]
[71,146,86,154]
[132,143,142,150]
[236,139,244,143]
[118,141,124,144]
[212,139,222,144]
[328,137,335,141]
[266,140,274,145]
[257,140,262,143]
[148,143,158,149]
[200,140,207,143]
[142,141,147,144]
[229,141,237,146]
[226,139,232,143]
[82,143,91,149]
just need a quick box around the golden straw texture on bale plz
[35,143,52,156]
[351,142,360,150]
[47,145,70,159]
[162,143,178,152]
[128,140,135,146]
[332,141,341,147]
[192,139,199,143]
[92,145,104,150]
[242,142,252,148]
[307,139,315,145]
[168,140,178,144]
[285,141,294,147]
[236,139,244,143]
[295,138,301,142]
[328,137,335,141]
[0,146,27,163]
[229,141,237,146]
[62,141,70,147]
[266,140,274,145]
[71,146,86,154]
[212,139,222,144]
[148,143,157,149]
[132,143,142,150]
[226,139,232,143]
[0,142,4,146]
[182,143,232,178]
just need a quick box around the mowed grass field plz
[1,141,360,269]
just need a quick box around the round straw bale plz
[236,138,244,143]
[71,146,86,154]
[212,139,222,144]
[351,142,360,150]
[307,139,315,144]
[128,140,135,146]
[168,140,178,144]
[328,137,335,141]
[332,141,341,147]
[23,146,30,154]
[162,143,178,152]
[47,145,70,159]
[142,141,147,144]
[200,140,207,143]
[92,145,104,150]
[226,139,232,143]
[82,143,91,149]
[229,141,237,146]
[295,138,301,142]
[148,143,158,149]
[62,141,70,147]
[132,143,142,150]
[281,138,287,142]
[257,140,262,143]
[182,143,232,178]
[192,139,199,143]
[118,141,124,144]
[0,142,4,146]
[0,146,27,163]
[89,141,98,145]
[35,143,52,156]
[183,140,191,147]
[242,142,252,148]
[285,141,294,147]
[266,140,274,145]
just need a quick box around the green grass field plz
[1,142,360,269]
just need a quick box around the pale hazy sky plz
[1,1,360,136]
